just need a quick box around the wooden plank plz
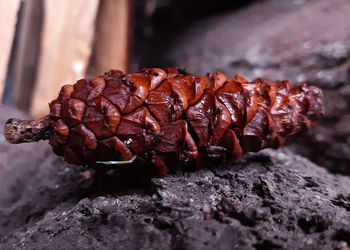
[89,0,132,75]
[31,0,100,117]
[13,0,43,111]
[0,0,21,102]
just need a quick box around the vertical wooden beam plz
[0,0,21,102]
[89,0,133,76]
[13,0,43,111]
[31,0,100,117]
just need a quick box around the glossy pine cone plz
[48,67,323,175]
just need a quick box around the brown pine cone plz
[4,68,323,176]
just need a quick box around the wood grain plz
[89,0,132,75]
[13,0,43,111]
[0,0,21,102]
[31,0,99,117]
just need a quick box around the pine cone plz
[5,68,323,176]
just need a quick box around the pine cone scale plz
[5,67,323,175]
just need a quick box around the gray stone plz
[0,106,350,249]
[0,106,90,236]
[162,0,350,174]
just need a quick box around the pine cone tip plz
[4,116,52,144]
[4,118,22,144]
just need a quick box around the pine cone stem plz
[4,116,52,144]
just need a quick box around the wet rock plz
[162,0,350,174]
[0,105,349,250]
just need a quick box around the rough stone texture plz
[0,106,91,236]
[159,0,350,174]
[1,105,350,249]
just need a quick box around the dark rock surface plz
[1,106,350,249]
[2,1,350,247]
[0,106,90,236]
[158,0,350,174]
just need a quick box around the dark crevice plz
[303,176,320,188]
[253,240,282,250]
[297,216,328,234]
[332,229,350,244]
[331,194,350,211]
[252,178,274,200]
[25,210,45,224]
[183,113,200,147]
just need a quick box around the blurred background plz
[1,0,350,175]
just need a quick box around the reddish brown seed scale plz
[5,68,323,176]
